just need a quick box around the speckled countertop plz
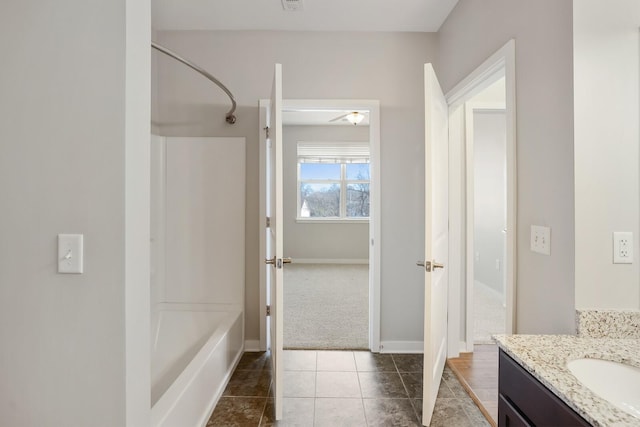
[494,334,640,427]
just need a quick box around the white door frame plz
[258,99,381,352]
[445,40,517,355]
[464,101,507,353]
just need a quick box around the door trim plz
[258,98,381,352]
[445,39,517,355]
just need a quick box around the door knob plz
[277,257,292,268]
[266,257,292,268]
[416,260,444,272]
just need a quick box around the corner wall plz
[574,0,640,309]
[436,0,576,333]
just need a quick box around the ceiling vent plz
[281,0,304,12]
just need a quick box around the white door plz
[420,63,449,426]
[266,63,285,420]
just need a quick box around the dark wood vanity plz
[498,350,591,426]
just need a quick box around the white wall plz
[437,0,576,333]
[0,0,149,425]
[283,125,369,261]
[153,30,436,346]
[574,0,640,309]
[474,111,506,294]
[164,137,246,305]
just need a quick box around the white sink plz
[567,358,640,419]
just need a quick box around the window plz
[297,142,370,220]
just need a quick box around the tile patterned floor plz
[207,350,491,426]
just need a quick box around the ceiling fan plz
[329,111,366,125]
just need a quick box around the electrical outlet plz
[495,259,501,271]
[613,232,633,264]
[531,225,551,255]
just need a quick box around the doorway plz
[465,81,507,344]
[258,99,381,352]
[445,40,517,354]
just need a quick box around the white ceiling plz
[152,0,459,32]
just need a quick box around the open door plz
[419,63,449,426]
[265,63,285,420]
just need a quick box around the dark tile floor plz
[208,350,491,426]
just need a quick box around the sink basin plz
[567,358,640,419]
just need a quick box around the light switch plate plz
[58,234,84,274]
[531,225,551,255]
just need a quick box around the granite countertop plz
[494,334,640,427]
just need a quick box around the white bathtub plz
[151,304,244,427]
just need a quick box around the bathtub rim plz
[150,304,244,427]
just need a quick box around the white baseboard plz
[293,258,369,265]
[244,340,261,352]
[378,341,424,354]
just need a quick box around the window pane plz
[346,163,370,180]
[346,183,370,217]
[300,183,340,217]
[300,163,341,180]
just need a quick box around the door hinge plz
[264,126,270,139]
[266,305,271,316]
[266,217,271,228]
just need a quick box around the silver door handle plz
[416,260,445,272]
[265,257,291,266]
[276,257,292,269]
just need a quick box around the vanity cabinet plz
[498,350,591,427]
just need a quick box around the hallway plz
[208,350,490,426]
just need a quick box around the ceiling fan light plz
[346,112,364,125]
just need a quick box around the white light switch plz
[530,225,551,255]
[58,234,84,274]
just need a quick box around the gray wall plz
[153,30,436,345]
[574,0,640,309]
[474,111,506,295]
[437,0,576,333]
[0,0,132,425]
[283,125,369,261]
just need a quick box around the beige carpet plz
[283,264,369,350]
[473,280,505,343]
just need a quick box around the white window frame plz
[296,160,370,222]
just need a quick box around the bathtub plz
[151,304,244,427]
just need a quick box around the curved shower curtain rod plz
[152,41,237,124]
